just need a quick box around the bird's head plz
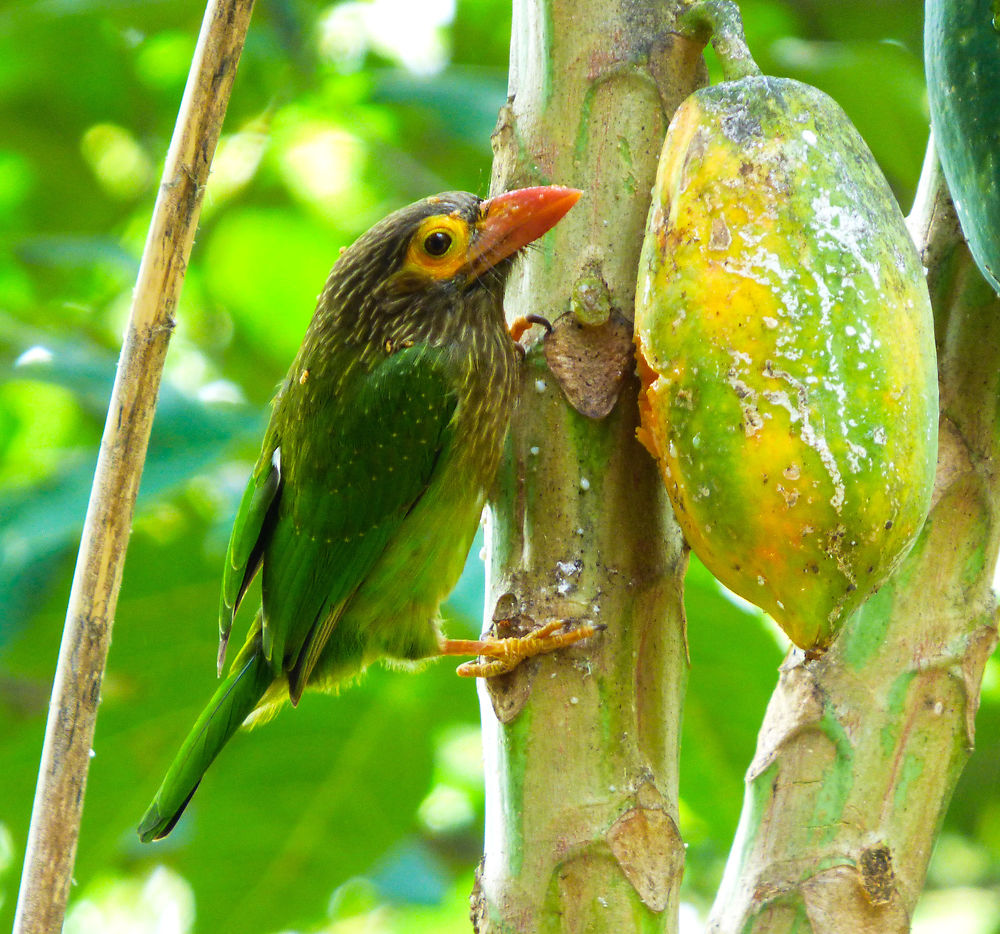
[325,186,581,343]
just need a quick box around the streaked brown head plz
[320,186,581,344]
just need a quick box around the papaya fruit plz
[635,2,938,651]
[926,0,1000,293]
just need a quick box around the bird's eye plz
[403,215,467,279]
[423,231,452,256]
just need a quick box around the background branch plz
[11,2,255,931]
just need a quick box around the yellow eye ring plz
[404,214,470,279]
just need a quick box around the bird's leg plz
[440,618,602,678]
[508,313,553,344]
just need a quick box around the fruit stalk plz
[678,0,763,81]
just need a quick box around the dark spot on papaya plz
[847,584,857,593]
[721,111,762,144]
[762,474,768,484]
[885,520,893,530]
[867,566,874,573]
[709,216,732,251]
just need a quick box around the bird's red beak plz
[467,185,582,277]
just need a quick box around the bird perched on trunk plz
[138,185,588,842]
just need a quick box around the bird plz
[138,185,589,842]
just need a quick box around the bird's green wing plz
[225,344,459,701]
[218,426,281,668]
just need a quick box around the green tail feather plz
[138,644,273,842]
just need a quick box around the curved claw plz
[441,619,603,678]
[509,314,554,344]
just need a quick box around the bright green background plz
[1,1,997,932]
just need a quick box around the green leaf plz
[372,67,507,151]
[0,339,262,646]
[680,558,785,850]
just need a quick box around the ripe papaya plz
[635,2,938,651]
[926,0,1000,293]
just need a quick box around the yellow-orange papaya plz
[635,3,938,651]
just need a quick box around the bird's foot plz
[508,314,553,344]
[440,619,602,678]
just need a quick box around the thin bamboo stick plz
[12,2,255,930]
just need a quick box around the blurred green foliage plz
[3,0,997,932]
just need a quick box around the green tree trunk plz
[477,5,1000,932]
[473,1,704,930]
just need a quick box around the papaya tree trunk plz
[706,142,1000,933]
[473,1,704,930]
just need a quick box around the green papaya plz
[635,2,938,651]
[926,0,1000,293]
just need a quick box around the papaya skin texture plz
[635,77,938,651]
